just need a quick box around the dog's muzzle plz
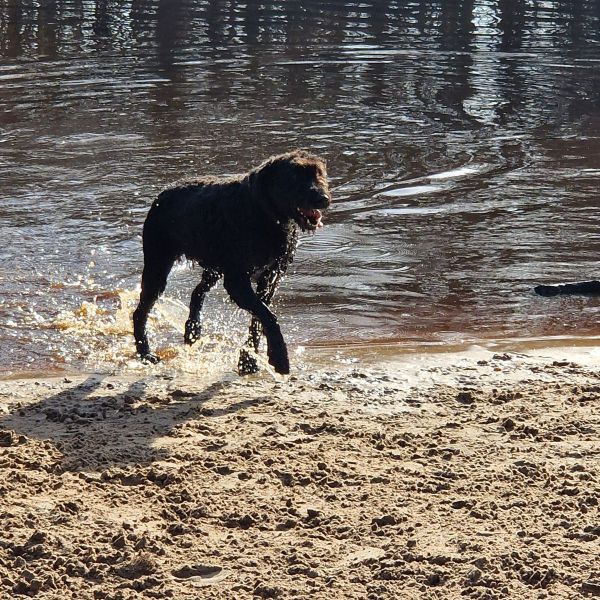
[310,189,331,209]
[295,207,323,231]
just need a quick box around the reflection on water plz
[1,1,600,375]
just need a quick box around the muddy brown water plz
[1,1,600,376]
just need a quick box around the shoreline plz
[1,344,599,598]
[3,334,600,382]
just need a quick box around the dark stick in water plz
[534,281,600,296]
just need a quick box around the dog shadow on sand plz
[0,374,271,473]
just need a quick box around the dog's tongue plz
[300,208,323,227]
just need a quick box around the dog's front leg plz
[237,266,282,375]
[237,318,262,376]
[224,273,289,375]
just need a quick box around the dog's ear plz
[249,159,276,199]
[249,159,289,221]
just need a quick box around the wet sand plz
[1,345,599,599]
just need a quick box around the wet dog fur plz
[132,150,331,375]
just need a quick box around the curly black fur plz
[132,150,331,375]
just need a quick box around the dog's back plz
[143,177,251,269]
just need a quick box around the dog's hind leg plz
[238,268,282,375]
[224,273,290,375]
[184,268,221,345]
[133,255,175,363]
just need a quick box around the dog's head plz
[250,150,331,231]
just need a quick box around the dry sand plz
[1,344,599,599]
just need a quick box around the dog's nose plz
[312,189,331,208]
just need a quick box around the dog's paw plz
[140,353,161,365]
[184,319,202,345]
[237,349,260,376]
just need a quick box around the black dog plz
[133,150,331,375]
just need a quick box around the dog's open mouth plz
[295,208,323,231]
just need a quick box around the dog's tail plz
[534,280,600,296]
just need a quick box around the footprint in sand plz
[172,564,229,587]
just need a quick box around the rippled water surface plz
[2,1,600,375]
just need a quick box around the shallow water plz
[1,1,600,376]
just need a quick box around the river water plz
[1,1,600,376]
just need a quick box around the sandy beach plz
[4,1,600,599]
[1,344,599,599]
